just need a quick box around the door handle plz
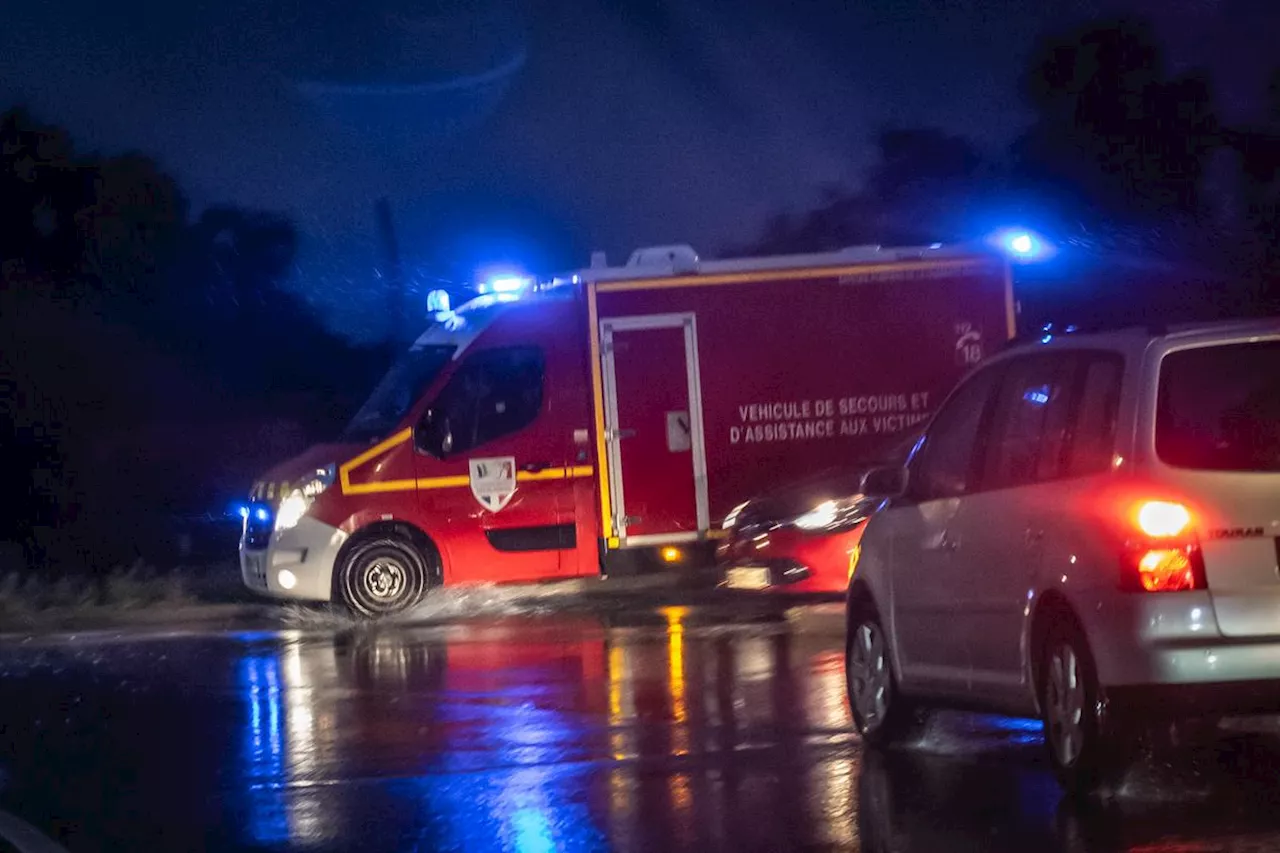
[521,461,552,473]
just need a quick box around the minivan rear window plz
[1156,341,1280,472]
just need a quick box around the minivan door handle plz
[521,461,552,473]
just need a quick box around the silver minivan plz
[845,320,1280,792]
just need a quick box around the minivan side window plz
[982,354,1077,489]
[1065,355,1122,477]
[426,347,546,455]
[910,367,1001,501]
[978,351,1124,489]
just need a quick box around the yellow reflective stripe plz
[1003,257,1017,338]
[341,450,596,496]
[516,465,597,482]
[343,479,418,495]
[517,468,567,482]
[339,428,413,494]
[587,281,613,539]
[594,258,993,293]
[416,475,471,490]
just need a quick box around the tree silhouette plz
[0,108,87,278]
[734,126,988,255]
[738,17,1276,322]
[0,106,379,568]
[1,107,188,299]
[1015,19,1219,220]
[867,128,983,202]
[77,153,187,299]
[184,205,299,321]
[1222,68,1280,310]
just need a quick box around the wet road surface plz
[3,599,1280,851]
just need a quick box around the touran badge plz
[469,457,517,512]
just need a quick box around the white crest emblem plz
[469,457,517,512]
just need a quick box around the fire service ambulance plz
[241,244,1014,614]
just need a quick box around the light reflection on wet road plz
[2,603,1280,851]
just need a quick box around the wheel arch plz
[332,519,444,599]
[1027,589,1087,712]
[846,578,883,625]
[847,578,907,688]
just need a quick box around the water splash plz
[906,712,1045,756]
[281,582,578,630]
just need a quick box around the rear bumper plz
[240,515,347,602]
[1105,637,1280,691]
[1075,589,1280,717]
[1082,590,1280,686]
[1106,678,1280,719]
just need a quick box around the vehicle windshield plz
[1156,340,1280,472]
[342,345,456,442]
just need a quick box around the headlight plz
[275,464,335,531]
[792,496,873,533]
[722,501,751,530]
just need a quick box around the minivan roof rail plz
[1000,321,1171,351]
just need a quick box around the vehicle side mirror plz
[415,411,447,458]
[860,465,909,499]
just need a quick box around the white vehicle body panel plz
[855,319,1280,718]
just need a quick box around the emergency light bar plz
[988,228,1054,262]
[476,274,533,295]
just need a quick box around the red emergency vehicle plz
[240,244,1014,614]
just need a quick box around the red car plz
[717,468,877,593]
[717,435,921,593]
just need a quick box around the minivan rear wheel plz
[1040,622,1125,794]
[846,606,923,745]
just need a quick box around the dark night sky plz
[3,0,1277,339]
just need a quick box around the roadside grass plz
[0,562,249,626]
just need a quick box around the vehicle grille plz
[244,551,268,587]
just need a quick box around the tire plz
[1039,619,1126,795]
[336,535,433,617]
[846,603,922,745]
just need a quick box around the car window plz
[982,355,1076,489]
[342,344,456,442]
[911,366,1001,501]
[427,347,545,455]
[1157,341,1280,472]
[1065,355,1123,477]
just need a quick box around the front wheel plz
[336,536,432,617]
[1040,622,1126,795]
[846,606,922,745]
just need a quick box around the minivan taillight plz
[1131,545,1203,591]
[1120,500,1206,593]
